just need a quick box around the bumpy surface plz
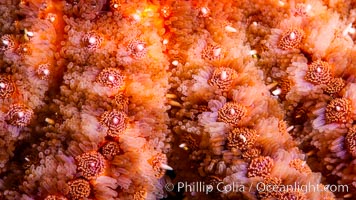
[1,0,356,200]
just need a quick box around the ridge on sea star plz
[2,0,356,199]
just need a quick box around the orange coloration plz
[128,39,147,58]
[202,44,222,61]
[247,156,274,178]
[5,104,33,127]
[345,126,356,157]
[263,176,282,185]
[133,189,147,200]
[278,120,288,134]
[227,127,257,150]
[277,28,304,50]
[325,98,352,124]
[100,109,127,137]
[280,190,307,200]
[37,0,65,42]
[278,77,293,98]
[37,64,51,80]
[17,43,32,56]
[67,179,91,200]
[160,5,171,18]
[208,67,238,91]
[143,6,155,18]
[75,151,106,180]
[199,7,210,18]
[45,13,57,23]
[289,159,312,174]
[44,195,68,200]
[294,4,308,16]
[324,78,345,95]
[305,60,333,85]
[96,68,125,89]
[0,75,15,99]
[218,102,247,126]
[181,133,200,150]
[258,177,282,199]
[101,141,121,160]
[110,0,122,10]
[149,153,168,178]
[114,93,129,112]
[0,34,16,52]
[170,54,186,66]
[82,31,103,51]
[242,148,262,160]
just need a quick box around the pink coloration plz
[67,179,91,200]
[128,39,147,58]
[100,109,127,137]
[218,102,247,126]
[82,31,103,51]
[96,68,125,88]
[75,151,106,180]
[5,104,34,127]
[0,75,15,99]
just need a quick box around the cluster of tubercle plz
[50,7,170,200]
[2,0,356,199]
[194,42,313,199]
[164,1,342,200]
[0,40,35,129]
[260,1,356,199]
[1,0,172,199]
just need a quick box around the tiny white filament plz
[289,32,296,40]
[160,163,173,171]
[89,36,96,44]
[172,60,179,66]
[225,25,237,33]
[272,88,282,96]
[112,117,119,124]
[136,44,145,51]
[18,112,24,118]
[220,71,227,80]
[239,134,247,143]
[230,108,236,115]
[108,75,115,82]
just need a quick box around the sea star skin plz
[1,0,355,199]
[150,153,169,178]
[82,31,103,51]
[208,67,238,91]
[37,63,51,80]
[325,98,352,124]
[100,141,121,160]
[5,104,34,127]
[100,109,127,137]
[0,75,15,99]
[217,102,247,126]
[96,68,125,89]
[247,156,274,178]
[277,28,305,50]
[128,39,147,58]
[345,126,356,157]
[305,60,333,85]
[227,127,257,150]
[67,179,91,200]
[0,34,16,52]
[75,151,106,180]
[44,195,68,200]
[202,44,223,61]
